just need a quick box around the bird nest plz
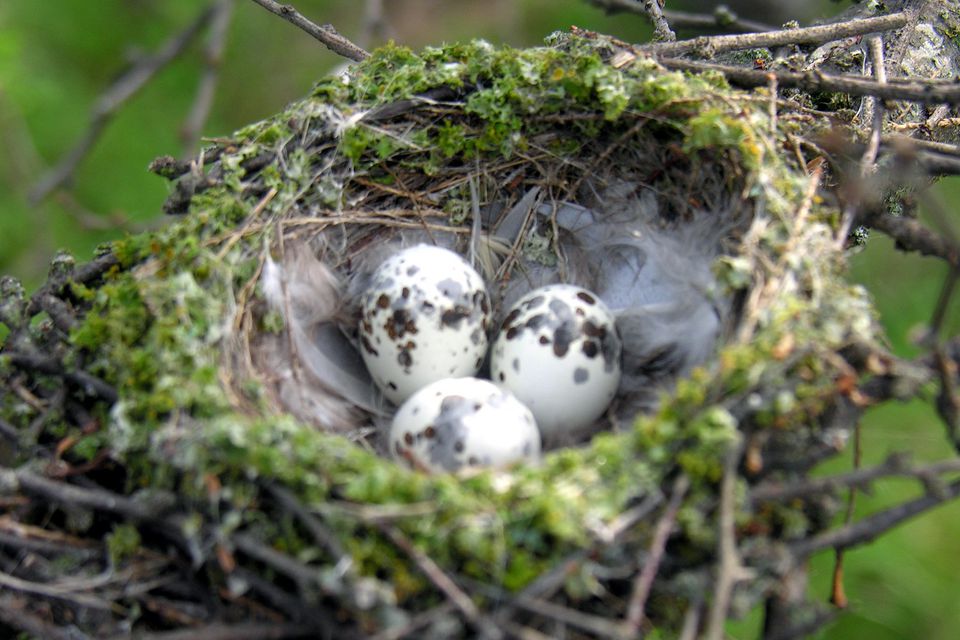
[0,31,947,639]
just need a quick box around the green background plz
[1,2,958,637]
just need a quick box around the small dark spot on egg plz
[398,349,413,369]
[360,335,378,356]
[473,402,482,411]
[524,295,545,310]
[407,265,419,276]
[582,320,605,338]
[454,440,464,453]
[424,426,436,439]
[574,367,589,384]
[498,371,506,382]
[506,326,520,340]
[576,291,596,305]
[401,286,411,299]
[442,307,469,328]
[512,358,520,373]
[388,382,398,390]
[421,301,435,314]
[377,294,390,309]
[404,432,414,445]
[525,314,547,330]
[539,335,550,345]
[582,341,599,358]
[553,325,573,357]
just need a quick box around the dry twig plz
[643,12,906,56]
[247,0,369,61]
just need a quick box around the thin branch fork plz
[29,4,219,205]
[642,12,907,57]
[749,455,960,505]
[790,476,960,559]
[247,0,369,61]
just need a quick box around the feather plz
[259,247,382,431]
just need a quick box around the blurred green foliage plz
[1,2,958,638]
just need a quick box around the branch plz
[749,454,960,504]
[868,211,960,267]
[7,353,118,403]
[705,443,753,640]
[29,4,218,204]
[1,467,159,521]
[118,623,318,640]
[643,0,676,42]
[623,475,688,633]
[642,12,907,57]
[589,0,774,32]
[247,0,369,61]
[658,57,960,105]
[181,0,235,153]
[662,7,774,34]
[790,476,960,558]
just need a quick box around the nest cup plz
[0,34,883,637]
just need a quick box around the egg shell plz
[358,245,491,404]
[491,284,621,441]
[390,377,541,473]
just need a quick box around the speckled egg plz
[390,377,541,473]
[491,284,621,441]
[359,245,491,404]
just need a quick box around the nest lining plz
[0,34,883,637]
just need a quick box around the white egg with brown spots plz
[390,377,541,473]
[491,284,621,441]
[359,245,491,404]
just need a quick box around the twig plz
[182,0,235,153]
[2,467,158,521]
[118,623,317,640]
[0,417,18,443]
[643,0,676,42]
[29,4,218,204]
[705,442,752,640]
[867,210,960,267]
[663,7,774,33]
[749,455,960,504]
[590,1,774,33]
[232,533,319,587]
[247,0,369,61]
[369,602,457,640]
[377,524,489,633]
[0,568,115,610]
[643,12,906,57]
[791,476,960,558]
[0,594,87,640]
[264,483,348,563]
[358,0,390,48]
[623,474,689,633]
[657,57,960,105]
[837,35,887,245]
[475,579,629,639]
[6,352,118,403]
